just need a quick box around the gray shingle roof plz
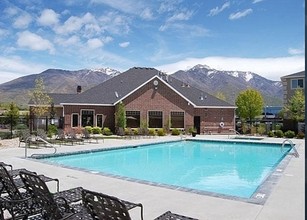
[281,71,305,79]
[53,67,234,107]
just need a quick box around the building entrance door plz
[194,116,200,134]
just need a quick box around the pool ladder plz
[281,139,299,158]
[24,136,57,158]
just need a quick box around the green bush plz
[275,130,284,138]
[102,127,113,136]
[47,125,58,138]
[148,128,156,136]
[84,126,93,134]
[0,131,12,139]
[15,124,28,130]
[257,124,266,135]
[92,127,101,134]
[171,128,181,135]
[284,130,295,138]
[267,131,274,137]
[275,124,282,130]
[297,131,305,139]
[133,128,138,135]
[157,128,166,136]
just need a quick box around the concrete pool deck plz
[0,135,304,220]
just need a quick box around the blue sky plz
[0,0,304,84]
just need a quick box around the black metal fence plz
[0,115,64,139]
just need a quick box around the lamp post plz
[50,103,55,125]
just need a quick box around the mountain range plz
[0,65,282,108]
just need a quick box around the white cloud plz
[252,0,264,4]
[13,13,32,29]
[55,12,98,35]
[17,31,55,53]
[288,47,304,55]
[140,8,154,20]
[37,9,60,26]
[208,2,230,16]
[4,7,19,17]
[98,12,130,34]
[155,56,305,81]
[0,56,47,84]
[87,38,103,49]
[90,0,145,17]
[119,41,130,48]
[55,35,80,47]
[166,10,193,23]
[229,9,253,20]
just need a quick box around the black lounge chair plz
[82,188,144,220]
[82,129,99,143]
[0,164,40,219]
[19,170,91,219]
[154,211,199,220]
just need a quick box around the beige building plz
[280,71,305,105]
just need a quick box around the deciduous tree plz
[29,77,51,128]
[235,89,264,126]
[282,89,305,122]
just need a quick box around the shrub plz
[47,125,58,138]
[15,124,28,130]
[171,128,181,135]
[84,126,93,134]
[92,127,101,134]
[284,130,295,138]
[257,124,266,135]
[157,128,166,136]
[275,130,284,138]
[132,128,138,135]
[102,127,113,136]
[297,131,305,139]
[275,124,282,130]
[267,131,274,137]
[148,128,156,136]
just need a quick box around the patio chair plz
[66,130,84,145]
[18,129,31,147]
[82,129,99,143]
[55,129,74,146]
[0,164,40,219]
[154,211,199,220]
[82,188,144,220]
[19,170,91,220]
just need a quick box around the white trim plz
[71,113,79,128]
[61,103,113,106]
[195,106,237,109]
[148,110,163,129]
[170,110,185,129]
[80,109,95,127]
[113,76,198,107]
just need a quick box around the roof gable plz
[54,67,235,108]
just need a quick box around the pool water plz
[42,140,291,198]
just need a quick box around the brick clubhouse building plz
[30,67,236,134]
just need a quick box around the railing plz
[228,129,241,139]
[281,139,299,158]
[24,136,57,158]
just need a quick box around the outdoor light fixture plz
[153,80,158,90]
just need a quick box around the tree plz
[29,77,51,129]
[282,89,305,122]
[4,102,19,128]
[235,89,264,126]
[115,101,126,129]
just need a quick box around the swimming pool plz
[41,140,291,202]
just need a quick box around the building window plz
[71,114,79,127]
[96,114,105,128]
[170,111,184,128]
[81,110,94,127]
[148,111,163,128]
[291,79,304,89]
[126,111,140,128]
